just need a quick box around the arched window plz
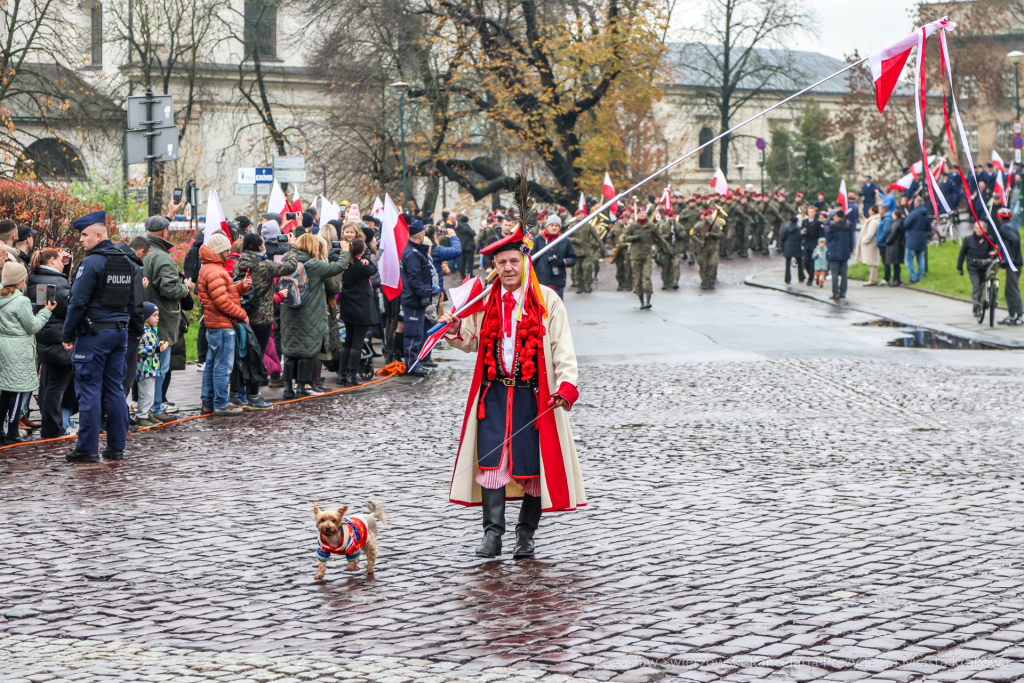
[14,139,87,181]
[843,133,855,171]
[698,127,714,169]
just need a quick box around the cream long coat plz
[445,284,586,512]
[854,214,881,266]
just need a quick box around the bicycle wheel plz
[990,279,999,327]
[977,290,988,324]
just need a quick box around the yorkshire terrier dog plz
[313,499,388,580]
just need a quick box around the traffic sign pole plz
[756,138,767,194]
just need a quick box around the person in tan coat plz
[198,232,251,415]
[855,206,882,286]
[439,223,585,561]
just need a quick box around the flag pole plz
[423,55,869,338]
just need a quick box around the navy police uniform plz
[62,211,134,460]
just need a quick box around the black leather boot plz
[282,359,296,399]
[513,494,542,559]
[348,347,363,386]
[476,486,506,557]
[338,348,351,385]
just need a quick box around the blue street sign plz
[1013,135,1024,150]
[755,137,766,150]
[255,167,274,184]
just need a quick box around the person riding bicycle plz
[992,207,1023,325]
[957,221,998,315]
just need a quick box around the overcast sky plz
[669,0,922,61]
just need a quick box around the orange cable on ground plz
[0,368,402,452]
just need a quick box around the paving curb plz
[744,275,1024,349]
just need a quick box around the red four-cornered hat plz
[479,225,528,256]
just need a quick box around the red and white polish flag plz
[379,194,409,302]
[992,150,1007,174]
[888,172,915,193]
[868,17,953,113]
[909,155,936,177]
[710,167,729,196]
[602,173,618,219]
[837,180,848,213]
[267,180,287,216]
[203,190,229,242]
[578,192,586,213]
[660,187,671,210]
[995,171,1008,206]
[416,276,486,363]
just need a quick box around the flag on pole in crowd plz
[267,180,287,216]
[371,197,384,221]
[868,17,952,113]
[992,150,1007,173]
[888,172,915,192]
[909,155,936,177]
[710,167,729,195]
[660,187,671,210]
[837,180,848,213]
[415,276,486,364]
[932,157,946,177]
[1008,162,1016,189]
[995,170,1008,206]
[379,194,408,301]
[602,173,618,219]
[290,186,302,215]
[203,190,228,242]
[577,192,586,213]
[318,196,334,231]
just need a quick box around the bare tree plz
[679,0,811,174]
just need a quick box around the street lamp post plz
[389,82,410,210]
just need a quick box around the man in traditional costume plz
[439,189,586,559]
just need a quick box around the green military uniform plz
[658,219,688,290]
[623,219,671,308]
[721,199,737,258]
[761,198,782,255]
[691,215,724,290]
[735,199,752,257]
[608,222,632,291]
[568,220,603,293]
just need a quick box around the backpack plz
[279,261,318,308]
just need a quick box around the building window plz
[14,139,87,181]
[843,133,855,171]
[698,127,713,169]
[244,0,277,59]
[996,122,1015,152]
[961,76,979,102]
[966,123,979,155]
[90,4,102,66]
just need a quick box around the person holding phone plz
[338,239,378,386]
[27,249,74,438]
[0,262,57,445]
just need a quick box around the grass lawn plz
[184,323,198,363]
[848,236,1016,306]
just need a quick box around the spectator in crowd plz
[197,232,251,416]
[800,205,822,288]
[13,225,36,269]
[855,204,881,286]
[994,206,1023,325]
[825,209,853,300]
[812,237,828,287]
[846,195,859,232]
[120,237,149,402]
[279,233,347,398]
[860,175,879,217]
[531,214,577,299]
[135,302,167,427]
[401,221,435,377]
[427,224,461,293]
[233,232,298,407]
[903,197,932,283]
[884,208,906,287]
[455,215,477,279]
[143,209,191,422]
[481,214,514,273]
[0,220,17,263]
[260,213,281,240]
[0,262,55,444]
[780,215,804,284]
[26,249,73,438]
[338,239,379,386]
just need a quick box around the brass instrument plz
[593,213,610,241]
[608,222,629,261]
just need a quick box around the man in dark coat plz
[799,207,822,287]
[401,221,435,377]
[454,215,477,279]
[994,207,1024,324]
[531,215,578,299]
[825,210,853,300]
[958,221,997,313]
[903,198,932,283]
[860,175,879,217]
[780,216,803,284]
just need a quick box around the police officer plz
[62,211,135,462]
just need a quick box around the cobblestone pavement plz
[4,360,1024,682]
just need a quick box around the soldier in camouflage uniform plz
[658,208,687,290]
[567,210,604,294]
[608,211,632,292]
[720,194,736,259]
[735,193,752,258]
[622,205,671,309]
[691,207,724,290]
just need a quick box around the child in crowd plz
[812,237,828,287]
[136,302,169,427]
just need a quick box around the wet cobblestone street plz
[4,354,1024,682]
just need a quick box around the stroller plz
[331,327,376,382]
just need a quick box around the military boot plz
[476,486,506,558]
[513,494,542,559]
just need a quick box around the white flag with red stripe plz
[837,180,848,213]
[660,187,671,210]
[602,173,618,219]
[380,194,408,301]
[577,192,586,213]
[932,157,946,177]
[992,150,1007,173]
[290,186,302,215]
[910,155,936,177]
[995,170,1008,206]
[416,276,486,362]
[203,190,229,242]
[267,180,287,216]
[888,172,915,192]
[868,17,953,112]
[710,167,729,195]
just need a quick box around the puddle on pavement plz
[854,320,907,328]
[886,329,1003,350]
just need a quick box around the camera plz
[332,241,341,249]
[173,188,182,203]
[276,235,289,243]
[285,212,298,220]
